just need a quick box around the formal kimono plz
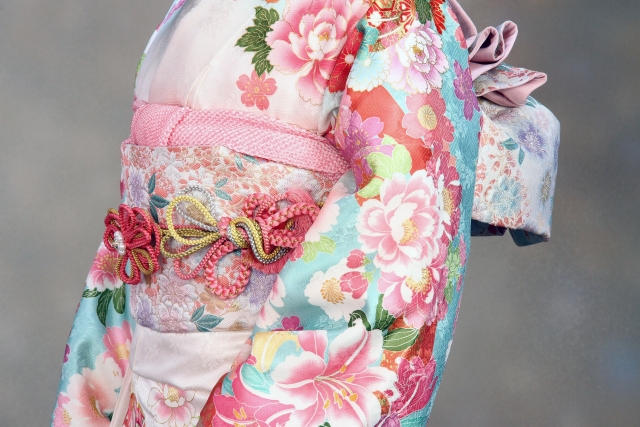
[52,1,560,426]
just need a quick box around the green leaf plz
[252,47,271,64]
[147,173,156,194]
[366,144,411,180]
[444,279,454,304]
[357,176,383,199]
[382,328,419,351]
[191,310,224,332]
[374,295,396,331]
[243,155,260,164]
[240,363,274,395]
[501,139,519,151]
[302,236,336,263]
[97,289,113,326]
[149,204,159,223]
[416,0,433,25]
[215,178,228,188]
[234,155,244,171]
[236,7,279,76]
[215,189,232,201]
[348,310,372,330]
[190,305,205,322]
[150,194,170,208]
[255,60,274,76]
[518,147,525,165]
[83,288,99,298]
[301,241,317,262]
[113,286,126,314]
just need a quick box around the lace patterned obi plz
[119,103,347,334]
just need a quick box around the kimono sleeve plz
[51,243,134,426]
[471,97,560,246]
[448,0,561,245]
[200,3,481,427]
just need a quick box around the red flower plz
[236,71,277,110]
[328,26,363,93]
[430,0,447,34]
[340,271,369,299]
[103,205,161,285]
[346,249,367,268]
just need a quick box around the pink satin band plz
[127,101,350,176]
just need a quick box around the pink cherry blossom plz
[236,71,277,111]
[148,383,198,427]
[103,320,133,375]
[266,0,368,104]
[388,25,449,94]
[357,170,445,280]
[63,355,122,427]
[269,324,397,427]
[378,239,449,328]
[88,243,120,291]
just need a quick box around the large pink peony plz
[388,25,449,94]
[357,170,445,280]
[148,383,198,427]
[378,239,449,328]
[269,324,397,427]
[63,355,122,427]
[266,0,368,105]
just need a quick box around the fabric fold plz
[448,0,547,106]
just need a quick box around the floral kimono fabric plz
[52,1,559,427]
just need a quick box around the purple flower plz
[453,61,480,120]
[517,122,547,157]
[344,111,384,159]
[63,344,70,363]
[127,170,148,208]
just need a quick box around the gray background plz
[1,0,638,426]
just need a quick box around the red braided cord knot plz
[103,205,161,285]
[168,190,320,300]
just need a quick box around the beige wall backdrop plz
[1,1,639,425]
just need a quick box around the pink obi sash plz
[128,101,349,176]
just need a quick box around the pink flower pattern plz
[388,25,450,94]
[236,71,277,111]
[357,170,445,280]
[148,383,197,427]
[266,0,368,104]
